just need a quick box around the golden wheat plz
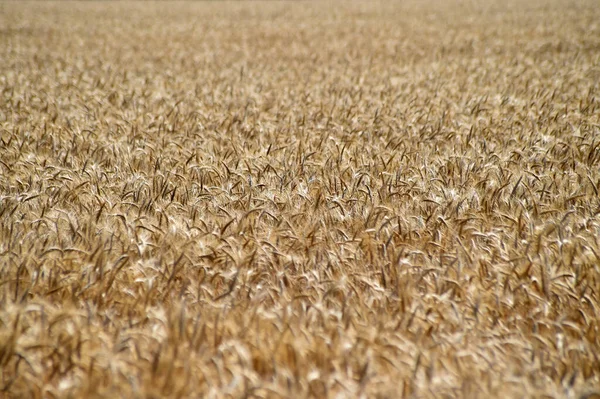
[1,0,600,398]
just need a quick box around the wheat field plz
[1,0,600,398]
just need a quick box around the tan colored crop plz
[1,0,599,397]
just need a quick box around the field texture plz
[1,1,600,398]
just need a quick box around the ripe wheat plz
[1,0,599,397]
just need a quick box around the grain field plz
[1,1,600,397]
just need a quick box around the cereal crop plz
[1,1,600,397]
